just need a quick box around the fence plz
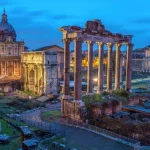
[58,118,140,150]
[18,117,66,137]
[17,116,141,150]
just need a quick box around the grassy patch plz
[0,137,21,150]
[0,119,20,136]
[0,97,13,104]
[18,90,38,97]
[42,110,62,121]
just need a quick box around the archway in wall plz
[29,70,35,92]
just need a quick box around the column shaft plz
[35,66,38,93]
[120,56,123,86]
[115,44,121,90]
[26,65,29,90]
[126,44,133,91]
[63,39,70,99]
[13,61,15,76]
[5,62,7,75]
[41,65,44,94]
[87,41,94,94]
[107,43,113,91]
[74,38,82,100]
[0,62,2,75]
[97,42,104,94]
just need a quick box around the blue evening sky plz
[1,0,150,50]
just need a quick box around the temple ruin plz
[59,19,133,120]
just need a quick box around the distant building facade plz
[22,51,58,95]
[132,48,150,72]
[34,45,64,80]
[0,10,24,78]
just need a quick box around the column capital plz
[97,42,104,46]
[62,38,72,43]
[106,42,113,48]
[74,37,83,42]
[34,65,38,69]
[115,43,122,48]
[25,64,28,68]
[86,41,95,45]
[127,43,134,47]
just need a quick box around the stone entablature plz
[21,51,58,95]
[59,19,132,44]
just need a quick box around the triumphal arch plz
[22,51,58,95]
[59,19,133,120]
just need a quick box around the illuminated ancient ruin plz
[22,51,58,95]
[59,19,133,120]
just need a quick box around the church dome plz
[0,22,15,32]
[0,9,16,42]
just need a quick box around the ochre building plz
[22,51,58,95]
[0,10,24,80]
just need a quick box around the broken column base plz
[61,99,86,121]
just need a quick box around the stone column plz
[0,61,3,75]
[126,43,133,91]
[35,65,38,94]
[43,66,46,94]
[13,61,15,76]
[97,42,104,94]
[107,43,113,92]
[74,38,82,102]
[86,41,94,95]
[26,65,29,91]
[63,39,70,100]
[120,56,123,88]
[114,43,121,90]
[5,62,7,75]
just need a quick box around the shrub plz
[102,91,109,95]
[113,89,128,97]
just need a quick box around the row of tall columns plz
[0,61,15,76]
[96,43,133,92]
[0,61,21,76]
[63,38,133,101]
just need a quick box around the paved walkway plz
[20,109,133,150]
[61,125,133,150]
